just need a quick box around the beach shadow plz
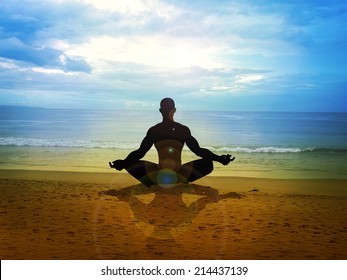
[99,183,244,256]
[99,184,244,259]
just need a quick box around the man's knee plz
[189,159,214,181]
[203,159,214,175]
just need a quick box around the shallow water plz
[1,107,346,178]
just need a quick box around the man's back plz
[148,121,190,169]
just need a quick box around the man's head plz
[160,98,176,119]
[160,97,175,111]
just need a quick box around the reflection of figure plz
[99,184,243,240]
[109,98,235,187]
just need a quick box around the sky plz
[0,0,347,111]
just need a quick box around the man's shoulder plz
[174,121,190,130]
[149,121,189,129]
[148,122,163,132]
[148,121,191,137]
[147,123,162,136]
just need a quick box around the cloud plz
[0,0,346,111]
[0,37,59,65]
[0,37,92,73]
[81,0,180,18]
[60,55,93,73]
[66,35,224,70]
[211,86,231,91]
[237,74,264,83]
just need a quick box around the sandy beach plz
[0,169,346,260]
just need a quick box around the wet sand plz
[0,170,346,259]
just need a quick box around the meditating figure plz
[109,98,235,187]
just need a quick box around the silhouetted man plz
[109,98,235,187]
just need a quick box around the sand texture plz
[0,170,346,260]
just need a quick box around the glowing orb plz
[156,169,177,188]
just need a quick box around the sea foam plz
[0,137,316,153]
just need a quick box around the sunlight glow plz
[67,36,222,70]
[168,46,196,68]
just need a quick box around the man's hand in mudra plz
[109,160,125,171]
[219,154,235,165]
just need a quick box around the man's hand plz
[219,154,235,165]
[109,160,125,171]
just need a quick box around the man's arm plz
[110,132,154,170]
[186,135,234,165]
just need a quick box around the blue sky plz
[0,0,346,111]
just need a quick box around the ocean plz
[1,106,346,178]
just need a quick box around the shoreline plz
[1,169,347,197]
[2,168,347,181]
[2,145,347,180]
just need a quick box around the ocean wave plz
[0,137,139,149]
[1,137,345,154]
[205,146,315,153]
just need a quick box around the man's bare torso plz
[147,121,190,170]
